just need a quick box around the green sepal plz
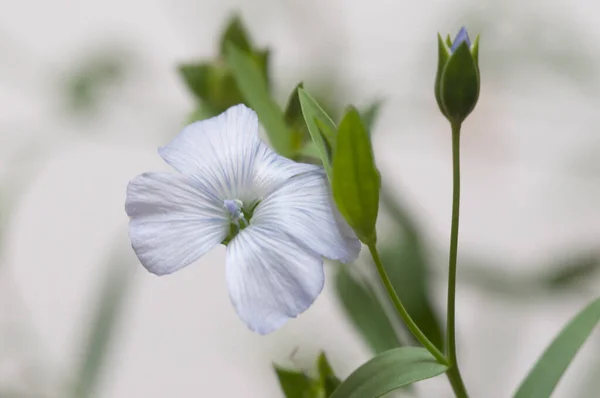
[434,34,451,119]
[439,41,480,125]
[471,34,480,66]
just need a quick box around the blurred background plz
[2,0,600,397]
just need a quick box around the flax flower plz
[125,104,360,334]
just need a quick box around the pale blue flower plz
[125,104,361,334]
[450,26,471,53]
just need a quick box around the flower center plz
[222,199,255,245]
[224,199,245,223]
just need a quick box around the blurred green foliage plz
[179,15,269,120]
[274,353,340,398]
[335,265,402,354]
[514,296,600,398]
[63,49,131,115]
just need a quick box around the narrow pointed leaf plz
[178,63,213,101]
[225,44,292,157]
[330,347,447,398]
[219,15,252,55]
[298,88,337,178]
[284,82,310,153]
[514,296,600,398]
[360,100,383,136]
[71,248,134,398]
[332,107,380,244]
[335,265,401,354]
[381,243,444,351]
[274,367,315,398]
[317,353,341,395]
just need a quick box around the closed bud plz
[435,27,480,126]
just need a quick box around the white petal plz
[252,142,322,198]
[126,172,229,275]
[158,104,260,200]
[252,171,361,263]
[226,225,324,334]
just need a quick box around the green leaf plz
[179,63,214,101]
[330,347,447,398]
[219,15,252,55]
[514,296,600,398]
[284,82,310,153]
[254,50,271,88]
[298,141,321,162]
[225,44,292,157]
[332,107,380,244]
[178,63,244,113]
[378,187,444,350]
[360,100,383,135]
[541,253,600,291]
[298,88,337,178]
[218,16,270,85]
[274,367,315,398]
[379,186,421,243]
[70,248,134,398]
[335,265,401,354]
[380,243,444,351]
[317,353,341,395]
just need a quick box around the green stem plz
[367,243,448,366]
[445,123,468,397]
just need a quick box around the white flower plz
[125,104,361,334]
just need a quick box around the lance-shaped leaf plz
[330,347,447,398]
[317,353,341,395]
[219,15,252,55]
[514,296,600,398]
[274,367,316,398]
[332,107,380,244]
[298,88,337,179]
[380,243,444,351]
[284,83,311,154]
[225,44,292,157]
[360,100,383,136]
[335,265,402,354]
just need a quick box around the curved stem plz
[445,123,468,397]
[367,243,448,366]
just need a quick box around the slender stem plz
[367,243,448,366]
[445,123,468,397]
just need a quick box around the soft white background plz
[2,0,600,397]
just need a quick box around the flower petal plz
[252,142,322,198]
[158,104,260,200]
[226,225,324,334]
[252,170,361,263]
[126,172,229,275]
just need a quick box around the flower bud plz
[435,27,480,125]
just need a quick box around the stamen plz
[224,199,243,220]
